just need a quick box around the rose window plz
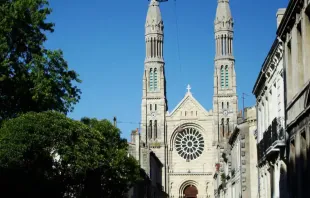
[175,127,204,161]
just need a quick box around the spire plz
[215,0,233,32]
[146,0,162,26]
[214,0,234,58]
[145,0,164,62]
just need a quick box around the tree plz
[0,0,81,121]
[0,112,140,198]
[80,117,141,197]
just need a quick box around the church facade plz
[138,0,238,197]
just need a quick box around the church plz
[128,0,239,197]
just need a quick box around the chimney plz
[130,128,139,143]
[113,116,117,127]
[276,8,286,28]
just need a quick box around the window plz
[222,102,224,109]
[154,120,157,139]
[221,118,225,137]
[149,68,153,90]
[175,127,204,161]
[150,104,152,111]
[227,118,230,134]
[227,102,229,109]
[155,104,157,110]
[154,68,158,90]
[148,120,152,139]
[225,65,229,87]
[220,66,224,88]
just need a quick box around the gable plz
[168,93,210,118]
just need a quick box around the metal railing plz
[257,118,285,162]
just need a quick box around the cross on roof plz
[187,84,191,93]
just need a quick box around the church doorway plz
[183,185,198,198]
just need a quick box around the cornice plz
[169,172,213,176]
[277,0,304,41]
[252,39,283,97]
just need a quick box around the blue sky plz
[45,0,288,140]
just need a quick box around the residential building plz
[252,8,288,198]
[277,0,310,197]
[214,107,258,198]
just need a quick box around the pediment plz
[168,92,210,118]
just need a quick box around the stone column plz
[273,163,279,198]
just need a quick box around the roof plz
[168,87,210,117]
[150,151,163,167]
[228,121,248,145]
[252,39,279,96]
[252,37,283,98]
[276,0,302,41]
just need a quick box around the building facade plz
[214,107,258,198]
[128,129,168,198]
[137,0,239,197]
[276,0,310,197]
[252,8,288,198]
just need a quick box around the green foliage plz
[0,112,140,197]
[0,0,81,121]
[80,117,141,197]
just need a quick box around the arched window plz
[154,120,157,139]
[222,102,224,109]
[227,118,230,134]
[225,65,229,88]
[226,118,230,134]
[151,38,153,57]
[149,68,153,91]
[221,118,225,137]
[148,120,152,139]
[220,66,224,88]
[154,68,158,90]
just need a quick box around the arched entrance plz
[183,185,198,198]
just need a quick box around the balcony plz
[257,118,285,164]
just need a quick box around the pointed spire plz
[145,0,164,61]
[146,0,162,26]
[215,0,233,32]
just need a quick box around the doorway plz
[183,185,198,198]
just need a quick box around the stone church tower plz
[140,0,167,145]
[213,0,238,144]
[140,0,168,188]
[138,0,239,197]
